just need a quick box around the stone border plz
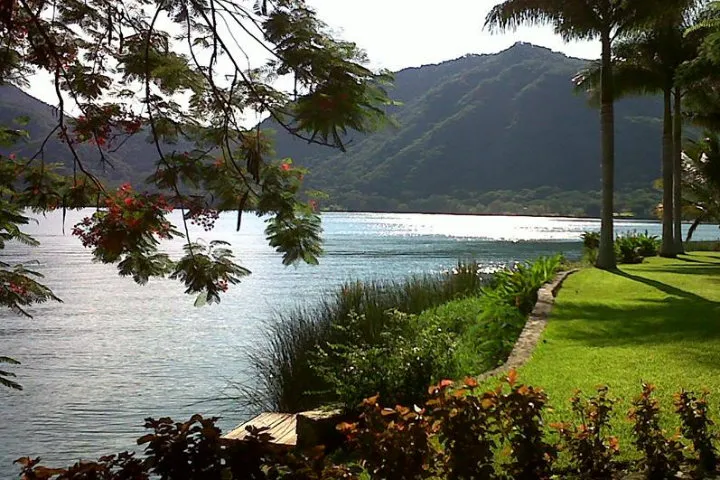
[477,269,579,382]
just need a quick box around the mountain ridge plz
[1,42,665,216]
[261,42,664,215]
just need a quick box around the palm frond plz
[573,58,663,107]
[484,0,600,41]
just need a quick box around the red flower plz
[281,163,291,172]
[119,183,132,192]
[8,153,16,160]
[123,197,134,207]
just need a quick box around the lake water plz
[1,210,719,475]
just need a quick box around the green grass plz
[686,240,720,252]
[512,252,720,451]
[415,295,503,378]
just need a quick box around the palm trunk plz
[686,213,705,243]
[673,88,684,254]
[596,32,617,270]
[660,86,675,257]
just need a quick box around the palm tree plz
[485,0,691,269]
[575,16,701,257]
[683,1,720,130]
[680,134,720,241]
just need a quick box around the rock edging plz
[477,269,578,383]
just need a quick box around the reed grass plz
[248,261,488,412]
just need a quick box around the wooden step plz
[224,412,297,447]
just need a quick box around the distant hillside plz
[1,43,667,217]
[263,42,665,214]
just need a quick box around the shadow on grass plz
[611,269,711,301]
[550,264,720,359]
[676,255,713,264]
[630,255,720,279]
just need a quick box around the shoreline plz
[319,209,663,222]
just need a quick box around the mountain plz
[0,85,162,183]
[263,42,665,214]
[1,43,666,216]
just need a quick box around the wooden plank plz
[224,412,297,446]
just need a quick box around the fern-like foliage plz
[0,357,22,390]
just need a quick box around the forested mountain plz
[264,42,666,216]
[1,42,667,217]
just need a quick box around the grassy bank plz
[250,255,565,414]
[249,262,488,412]
[511,253,720,449]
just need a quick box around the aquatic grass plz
[249,261,489,412]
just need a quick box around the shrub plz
[551,386,620,478]
[581,231,600,250]
[613,231,661,265]
[17,415,357,480]
[250,261,488,412]
[482,254,564,315]
[582,231,660,265]
[25,376,720,480]
[251,255,563,414]
[427,377,499,479]
[629,383,685,480]
[615,235,645,265]
[499,370,556,480]
[471,298,527,371]
[674,390,718,473]
[340,395,435,480]
[312,310,457,411]
[634,231,661,257]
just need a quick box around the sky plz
[305,0,601,70]
[23,0,602,115]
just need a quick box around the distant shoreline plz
[319,209,659,222]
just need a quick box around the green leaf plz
[194,291,208,307]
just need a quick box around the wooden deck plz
[224,412,297,446]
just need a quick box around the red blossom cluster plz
[216,278,229,292]
[64,106,142,147]
[187,207,220,232]
[6,282,28,297]
[72,113,112,147]
[72,184,175,256]
[120,118,142,135]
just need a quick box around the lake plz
[1,210,719,475]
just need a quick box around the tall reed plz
[248,261,488,412]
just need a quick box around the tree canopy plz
[0,0,391,387]
[0,0,391,306]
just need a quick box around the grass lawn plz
[512,252,720,450]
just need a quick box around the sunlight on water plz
[1,210,718,476]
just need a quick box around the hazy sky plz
[306,0,601,70]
